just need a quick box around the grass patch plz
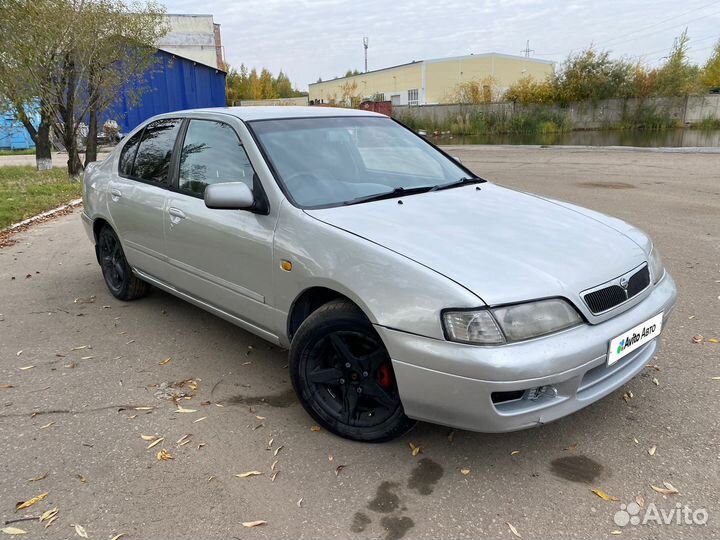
[0,166,80,229]
[0,148,38,156]
[693,117,720,130]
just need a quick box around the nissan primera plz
[82,107,677,442]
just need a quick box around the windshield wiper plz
[343,186,433,206]
[429,176,486,192]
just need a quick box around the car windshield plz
[249,116,472,208]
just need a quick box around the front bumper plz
[378,273,677,433]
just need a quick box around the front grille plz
[583,265,650,314]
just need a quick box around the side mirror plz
[204,182,254,210]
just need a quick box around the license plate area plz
[607,312,663,366]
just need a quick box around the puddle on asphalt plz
[550,455,604,483]
[224,387,297,407]
[350,512,371,533]
[368,481,401,513]
[380,516,415,540]
[407,458,443,495]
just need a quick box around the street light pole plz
[363,36,369,73]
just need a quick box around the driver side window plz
[178,120,255,197]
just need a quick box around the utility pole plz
[521,40,534,57]
[363,36,369,72]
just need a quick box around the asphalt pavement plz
[1,145,718,539]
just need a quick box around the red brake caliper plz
[376,363,394,390]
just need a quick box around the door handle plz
[110,188,122,201]
[168,207,187,225]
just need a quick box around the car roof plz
[163,106,386,121]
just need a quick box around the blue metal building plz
[106,49,227,134]
[0,110,38,150]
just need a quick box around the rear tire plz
[97,225,150,301]
[289,299,416,442]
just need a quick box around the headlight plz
[648,245,665,284]
[443,299,583,345]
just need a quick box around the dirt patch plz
[550,455,604,483]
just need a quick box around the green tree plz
[653,29,701,96]
[700,40,720,89]
[344,69,361,77]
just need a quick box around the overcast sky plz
[161,0,720,90]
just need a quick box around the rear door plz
[108,118,181,281]
[163,118,277,331]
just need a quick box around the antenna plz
[363,36,369,72]
[521,40,535,57]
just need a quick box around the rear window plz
[118,130,143,177]
[131,119,182,184]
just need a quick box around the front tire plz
[97,225,150,301]
[289,300,416,442]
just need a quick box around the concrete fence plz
[393,95,720,130]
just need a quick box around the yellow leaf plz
[271,460,279,472]
[510,450,520,456]
[652,377,659,386]
[110,534,126,540]
[156,449,173,461]
[74,524,88,538]
[506,522,521,538]
[651,483,679,495]
[273,445,284,457]
[193,416,207,423]
[591,489,619,502]
[310,426,321,432]
[712,376,720,380]
[635,495,645,508]
[159,357,171,365]
[460,468,470,475]
[236,471,263,478]
[147,437,164,450]
[255,415,266,420]
[44,515,58,528]
[648,446,657,456]
[610,530,622,535]
[27,473,47,483]
[409,442,422,456]
[39,508,58,522]
[1,527,27,535]
[134,406,153,411]
[15,492,48,511]
[707,338,719,343]
[19,366,35,371]
[39,421,54,429]
[141,434,158,441]
[242,521,267,528]
[174,406,197,413]
[271,471,279,482]
[176,434,191,445]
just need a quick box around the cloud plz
[162,0,720,90]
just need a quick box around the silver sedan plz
[81,106,677,442]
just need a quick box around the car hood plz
[305,183,649,306]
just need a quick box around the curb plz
[2,198,83,233]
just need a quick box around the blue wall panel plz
[105,50,226,134]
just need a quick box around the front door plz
[163,119,276,331]
[108,118,181,281]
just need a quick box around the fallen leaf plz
[708,338,719,343]
[207,475,216,482]
[271,471,279,482]
[506,521,521,538]
[409,442,422,456]
[141,434,158,441]
[652,377,659,386]
[296,498,303,507]
[563,443,578,451]
[255,415,266,420]
[648,446,657,456]
[110,534,126,540]
[310,425,321,432]
[327,454,333,461]
[134,406,153,411]
[635,495,645,508]
[447,430,455,444]
[610,531,622,535]
[633,437,639,444]
[273,445,284,457]
[16,350,22,356]
[335,465,346,477]
[39,421,54,429]
[271,460,279,472]
[712,377,720,381]
[175,406,197,413]
[74,524,88,538]
[15,492,48,511]
[176,434,191,445]
[460,468,470,475]
[75,474,86,483]
[236,471,264,478]
[623,391,633,402]
[193,416,207,423]
[1,384,14,389]
[651,482,679,495]
[147,437,164,450]
[156,449,173,461]
[591,489,619,502]
[510,450,520,456]
[1,527,27,535]
[688,315,695,319]
[252,423,264,431]
[39,508,58,522]
[80,356,95,360]
[267,438,274,448]
[28,473,47,483]
[242,521,267,528]
[691,334,704,343]
[19,366,35,371]
[159,357,171,365]
[44,515,58,528]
